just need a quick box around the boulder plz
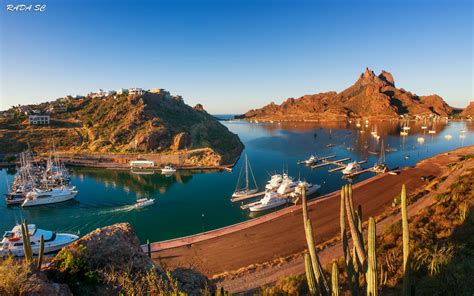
[193,103,207,113]
[22,272,72,296]
[170,268,216,296]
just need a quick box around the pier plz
[297,154,336,164]
[230,191,265,202]
[310,157,351,169]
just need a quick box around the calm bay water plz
[1,120,473,243]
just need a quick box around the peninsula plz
[240,68,454,122]
[0,88,243,168]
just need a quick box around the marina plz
[0,120,473,243]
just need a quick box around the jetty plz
[297,155,336,165]
[310,157,351,169]
[231,191,265,202]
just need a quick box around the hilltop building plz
[29,115,50,125]
[128,88,144,96]
[117,88,128,95]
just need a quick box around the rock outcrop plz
[241,68,453,121]
[461,101,474,117]
[21,272,72,296]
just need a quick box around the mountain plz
[0,92,243,166]
[241,68,453,121]
[460,101,474,117]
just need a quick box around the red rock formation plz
[243,68,453,121]
[461,101,474,117]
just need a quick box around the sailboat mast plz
[245,154,249,190]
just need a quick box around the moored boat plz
[161,165,176,174]
[249,191,287,212]
[1,224,78,257]
[342,162,362,175]
[232,154,259,198]
[22,186,78,207]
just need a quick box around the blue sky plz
[1,0,472,113]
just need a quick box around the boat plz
[161,165,176,173]
[249,191,287,212]
[265,174,283,190]
[417,137,425,144]
[22,186,78,207]
[290,181,321,197]
[342,162,362,175]
[1,224,78,257]
[276,175,298,195]
[444,134,452,140]
[299,155,319,165]
[135,198,155,208]
[326,143,335,148]
[232,154,258,198]
[372,141,387,174]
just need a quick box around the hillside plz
[0,92,243,166]
[461,101,474,117]
[241,68,453,121]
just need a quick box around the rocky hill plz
[0,92,243,166]
[241,68,453,121]
[460,101,474,117]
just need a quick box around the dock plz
[230,191,265,202]
[311,157,351,169]
[297,155,336,164]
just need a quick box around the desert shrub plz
[0,255,31,295]
[414,243,455,275]
[259,275,307,296]
[54,244,99,284]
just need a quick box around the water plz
[1,120,472,243]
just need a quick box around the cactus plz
[401,185,411,295]
[21,221,33,262]
[302,186,329,295]
[343,185,367,268]
[305,252,318,295]
[147,239,151,258]
[37,235,44,270]
[366,217,377,296]
[331,262,339,296]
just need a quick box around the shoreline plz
[144,145,474,278]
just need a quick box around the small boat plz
[249,191,287,212]
[444,134,452,140]
[161,165,176,174]
[326,143,335,148]
[232,154,258,198]
[400,131,408,136]
[299,155,319,165]
[342,162,362,175]
[135,198,155,208]
[1,224,78,257]
[417,137,425,144]
[22,186,78,207]
[265,174,283,190]
[428,130,436,134]
[4,191,26,205]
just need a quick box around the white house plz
[117,88,128,95]
[128,88,144,96]
[29,115,50,125]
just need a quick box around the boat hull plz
[249,199,287,212]
[232,189,258,198]
[22,191,77,207]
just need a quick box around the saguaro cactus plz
[331,262,339,296]
[37,235,44,270]
[344,185,367,266]
[302,186,329,295]
[366,217,377,296]
[21,221,33,262]
[401,185,411,295]
[305,252,318,295]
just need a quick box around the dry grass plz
[0,256,31,295]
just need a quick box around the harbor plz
[1,120,473,244]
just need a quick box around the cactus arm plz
[332,262,339,296]
[37,235,44,270]
[366,217,377,296]
[21,222,32,262]
[344,185,367,265]
[401,185,411,295]
[305,252,318,295]
[305,218,330,295]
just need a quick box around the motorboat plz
[135,198,155,208]
[400,131,408,136]
[417,137,425,144]
[232,154,259,198]
[342,162,362,175]
[277,175,298,195]
[4,190,26,205]
[22,186,78,207]
[299,155,319,166]
[265,174,283,190]
[249,191,287,212]
[290,181,321,197]
[444,134,452,140]
[1,224,78,257]
[161,165,176,174]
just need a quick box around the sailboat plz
[232,154,258,198]
[373,140,388,173]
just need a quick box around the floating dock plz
[311,157,351,169]
[230,191,265,202]
[297,155,336,164]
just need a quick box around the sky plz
[1,0,472,113]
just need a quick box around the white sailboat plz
[22,186,78,207]
[373,140,388,174]
[232,154,258,198]
[1,224,78,257]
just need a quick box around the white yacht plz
[265,174,283,190]
[135,198,155,208]
[342,162,362,175]
[1,224,78,257]
[249,191,287,212]
[290,181,321,197]
[232,154,259,198]
[22,186,78,207]
[161,165,176,173]
[302,155,319,165]
[277,175,298,195]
